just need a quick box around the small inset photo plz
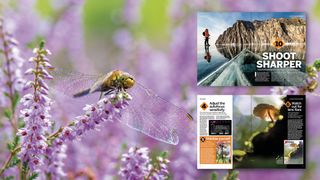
[284,140,304,164]
[209,120,232,135]
[216,142,231,164]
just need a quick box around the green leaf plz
[7,155,21,168]
[211,172,218,180]
[4,92,10,97]
[21,162,29,180]
[313,59,320,72]
[3,176,15,180]
[27,173,39,180]
[160,151,168,158]
[26,36,45,49]
[13,136,20,147]
[12,91,20,110]
[4,108,12,119]
[7,136,20,151]
[7,143,14,151]
[18,120,25,129]
[224,170,239,180]
[39,40,45,49]
[121,143,128,150]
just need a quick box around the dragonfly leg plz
[100,89,113,99]
[103,89,115,96]
[118,87,124,92]
[115,87,123,94]
[99,92,103,100]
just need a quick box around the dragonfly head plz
[119,72,135,89]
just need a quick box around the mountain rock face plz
[215,17,306,45]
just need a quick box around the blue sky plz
[197,12,305,49]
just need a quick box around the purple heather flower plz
[119,147,150,179]
[0,18,26,107]
[147,156,170,180]
[64,92,131,141]
[44,143,67,179]
[119,146,171,180]
[45,91,132,178]
[17,42,53,171]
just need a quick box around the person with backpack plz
[203,28,210,46]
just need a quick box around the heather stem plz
[0,22,18,132]
[33,41,46,103]
[0,147,21,176]
[46,122,74,141]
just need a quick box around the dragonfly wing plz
[119,83,193,145]
[50,69,103,97]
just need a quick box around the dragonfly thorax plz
[102,70,135,90]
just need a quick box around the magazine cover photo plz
[197,12,307,87]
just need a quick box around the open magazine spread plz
[197,95,306,169]
[197,12,307,86]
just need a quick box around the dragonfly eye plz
[123,77,135,89]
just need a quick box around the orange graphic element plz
[199,136,232,164]
[200,102,208,111]
[272,37,285,49]
[285,101,292,108]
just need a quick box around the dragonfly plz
[51,69,194,145]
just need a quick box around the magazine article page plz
[197,95,233,169]
[197,95,306,169]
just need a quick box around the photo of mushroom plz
[232,95,288,168]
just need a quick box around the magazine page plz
[197,12,307,86]
[197,95,306,169]
[233,95,306,168]
[197,95,233,169]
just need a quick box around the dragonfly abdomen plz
[73,88,91,98]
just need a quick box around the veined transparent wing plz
[50,69,103,97]
[120,82,193,145]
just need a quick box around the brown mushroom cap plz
[253,104,279,122]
